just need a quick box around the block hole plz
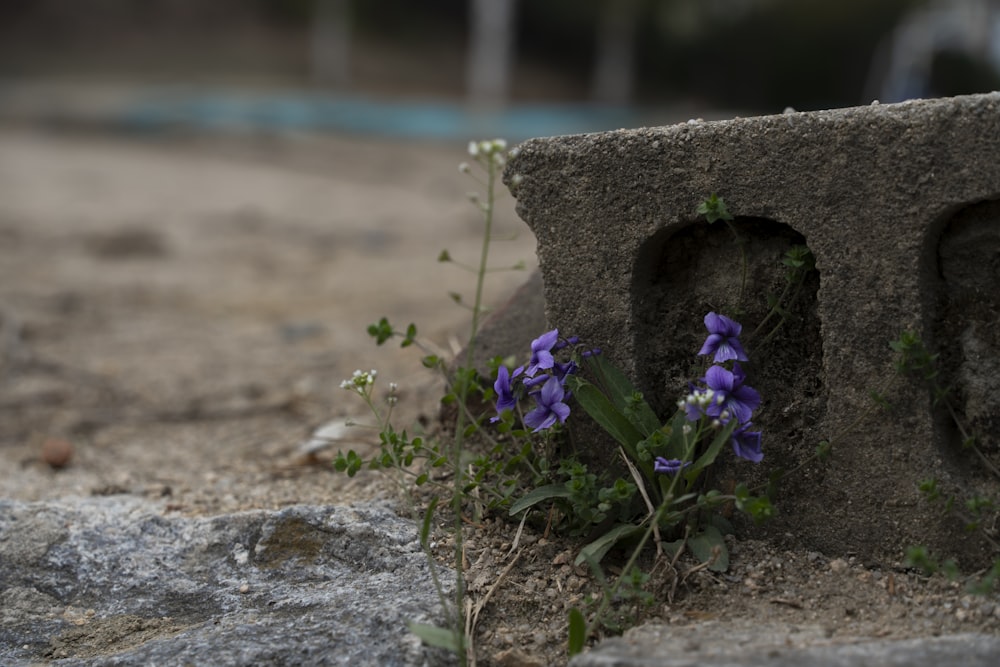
[928,199,1000,469]
[631,217,824,468]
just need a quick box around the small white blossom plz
[341,369,377,394]
[468,141,480,157]
[458,162,471,174]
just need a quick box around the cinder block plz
[503,93,1000,564]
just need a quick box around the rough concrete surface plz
[504,92,1000,565]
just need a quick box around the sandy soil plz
[0,127,536,514]
[3,127,999,667]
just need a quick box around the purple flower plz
[524,376,571,432]
[654,457,691,475]
[552,360,579,382]
[698,312,748,363]
[703,363,760,425]
[490,364,523,422]
[552,335,580,352]
[731,423,763,462]
[526,329,559,375]
[523,373,551,389]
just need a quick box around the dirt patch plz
[45,614,189,662]
[0,127,534,515]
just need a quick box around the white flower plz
[468,141,480,157]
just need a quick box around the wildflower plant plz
[502,313,770,569]
[333,138,527,665]
[332,155,813,662]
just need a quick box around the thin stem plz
[451,151,499,666]
[724,220,748,308]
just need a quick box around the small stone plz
[829,558,849,573]
[41,437,73,468]
[493,647,544,667]
[552,550,572,566]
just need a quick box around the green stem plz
[450,151,498,666]
[587,436,695,639]
[724,220,748,308]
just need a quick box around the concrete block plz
[503,93,1000,564]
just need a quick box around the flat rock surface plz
[0,497,453,666]
[573,623,1000,666]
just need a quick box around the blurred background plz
[1,0,1000,505]
[2,0,1000,139]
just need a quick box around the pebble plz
[41,437,74,468]
[829,558,849,573]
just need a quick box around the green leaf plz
[367,317,394,345]
[687,525,729,572]
[408,622,461,653]
[509,484,573,515]
[684,419,737,485]
[574,523,645,566]
[660,538,686,559]
[567,607,587,657]
[401,323,418,347]
[419,496,439,547]
[697,194,733,223]
[570,379,644,454]
[583,354,660,436]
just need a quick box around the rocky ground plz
[2,127,999,666]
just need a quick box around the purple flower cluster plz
[687,312,763,463]
[492,329,588,433]
[657,312,763,476]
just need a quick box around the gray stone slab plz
[572,623,1000,667]
[503,93,1000,565]
[0,497,455,666]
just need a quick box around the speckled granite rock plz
[0,497,455,666]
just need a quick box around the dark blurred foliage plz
[515,0,932,110]
[2,0,997,111]
[929,49,1000,98]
